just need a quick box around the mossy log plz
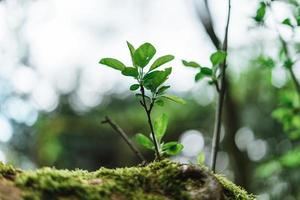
[0,160,255,200]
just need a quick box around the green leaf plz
[297,16,300,26]
[162,94,186,104]
[195,72,205,81]
[143,68,172,91]
[255,56,275,68]
[126,41,135,66]
[157,86,170,95]
[283,59,294,69]
[150,55,175,71]
[155,99,165,106]
[164,67,172,76]
[254,2,266,22]
[201,67,213,76]
[135,133,154,150]
[210,51,227,66]
[282,18,293,27]
[154,113,168,142]
[197,152,206,165]
[162,142,184,156]
[130,84,140,91]
[99,58,126,71]
[133,43,156,68]
[122,67,139,77]
[182,60,201,68]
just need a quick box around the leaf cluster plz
[182,51,227,88]
[99,42,185,157]
[135,114,183,156]
[100,42,185,106]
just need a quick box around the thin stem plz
[281,39,300,96]
[268,5,300,98]
[102,116,147,164]
[140,85,161,159]
[210,0,231,173]
[214,80,220,93]
[288,67,300,95]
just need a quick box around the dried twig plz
[102,116,147,164]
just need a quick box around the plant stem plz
[281,39,300,97]
[210,0,231,173]
[140,85,161,159]
[102,116,147,164]
[268,5,300,99]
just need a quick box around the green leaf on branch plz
[162,142,184,155]
[210,51,227,66]
[155,99,165,106]
[282,18,293,27]
[157,86,171,95]
[254,2,266,22]
[143,68,172,91]
[133,43,156,68]
[182,60,201,68]
[195,72,205,81]
[201,67,213,76]
[126,41,135,66]
[122,67,139,77]
[150,55,175,71]
[130,84,140,91]
[99,58,126,71]
[154,113,168,142]
[135,133,154,150]
[297,16,300,26]
[283,59,294,69]
[162,94,186,104]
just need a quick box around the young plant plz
[182,0,231,172]
[99,42,185,159]
[182,50,227,91]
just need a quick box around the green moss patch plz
[0,160,254,200]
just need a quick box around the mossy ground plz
[0,160,255,200]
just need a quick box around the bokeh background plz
[0,0,300,199]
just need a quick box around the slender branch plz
[267,5,300,99]
[210,0,232,172]
[288,67,300,95]
[140,85,161,159]
[214,81,220,93]
[102,116,147,164]
[280,39,300,96]
[195,0,221,49]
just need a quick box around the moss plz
[0,160,255,200]
[215,175,255,200]
[0,162,18,180]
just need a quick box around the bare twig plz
[210,0,232,172]
[102,116,147,164]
